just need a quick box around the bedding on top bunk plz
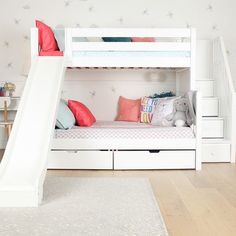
[54,121,195,139]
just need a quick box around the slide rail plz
[213,37,236,162]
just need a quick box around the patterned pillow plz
[151,97,179,126]
[140,97,158,123]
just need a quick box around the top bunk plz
[31,27,196,69]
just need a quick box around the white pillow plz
[151,97,179,126]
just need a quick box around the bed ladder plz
[0,57,65,207]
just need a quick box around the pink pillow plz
[131,37,155,42]
[39,51,63,56]
[116,96,141,122]
[36,20,59,52]
[68,100,96,127]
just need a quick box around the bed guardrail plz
[64,28,195,68]
[31,27,196,68]
[195,90,202,170]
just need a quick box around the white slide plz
[0,57,65,207]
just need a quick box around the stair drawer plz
[202,118,224,138]
[202,98,219,117]
[114,150,195,169]
[48,150,113,169]
[202,143,230,162]
[196,80,214,97]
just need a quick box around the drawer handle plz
[67,150,78,154]
[149,150,160,154]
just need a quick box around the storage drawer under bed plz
[114,150,195,169]
[48,150,113,169]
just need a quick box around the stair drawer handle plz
[149,150,160,153]
[149,150,160,157]
[67,150,78,154]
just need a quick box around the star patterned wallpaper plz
[0,0,236,94]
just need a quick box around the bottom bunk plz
[49,121,197,170]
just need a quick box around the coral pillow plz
[36,20,59,52]
[116,96,141,122]
[68,100,96,127]
[131,37,155,42]
[39,51,63,56]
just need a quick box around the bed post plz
[190,28,196,90]
[65,28,73,64]
[30,28,39,62]
[195,91,202,170]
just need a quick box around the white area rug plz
[0,177,168,236]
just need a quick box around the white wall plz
[63,69,176,120]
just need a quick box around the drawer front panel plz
[48,151,113,169]
[196,80,214,97]
[114,150,195,169]
[202,144,230,162]
[202,98,218,117]
[202,119,224,138]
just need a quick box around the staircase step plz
[202,138,230,144]
[202,117,224,138]
[196,79,214,97]
[202,97,219,117]
[202,139,231,162]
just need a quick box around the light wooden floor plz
[48,164,236,236]
[1,150,236,235]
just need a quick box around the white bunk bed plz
[31,27,201,170]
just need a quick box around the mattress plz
[73,51,190,58]
[54,121,195,139]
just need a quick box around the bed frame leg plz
[196,151,202,170]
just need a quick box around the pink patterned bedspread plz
[54,121,195,139]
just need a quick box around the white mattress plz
[54,121,195,139]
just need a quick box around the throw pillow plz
[140,97,158,123]
[39,51,63,56]
[151,97,179,126]
[36,20,59,52]
[56,100,75,129]
[102,37,132,42]
[116,96,141,122]
[68,100,96,127]
[54,29,65,51]
[131,37,155,42]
